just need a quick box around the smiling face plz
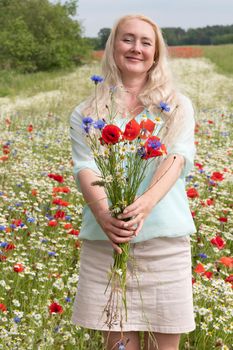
[113,18,156,80]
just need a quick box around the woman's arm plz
[78,169,136,253]
[117,154,184,234]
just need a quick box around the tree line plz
[90,25,233,50]
[0,0,232,72]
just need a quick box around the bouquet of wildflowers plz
[79,75,170,331]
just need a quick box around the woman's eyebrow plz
[122,33,153,42]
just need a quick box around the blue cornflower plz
[27,217,35,223]
[0,242,8,248]
[198,253,207,259]
[90,75,104,84]
[148,139,161,149]
[14,317,21,323]
[41,238,48,243]
[65,215,72,221]
[159,102,170,112]
[15,202,22,207]
[137,147,146,158]
[65,297,71,302]
[10,224,16,229]
[48,251,56,256]
[82,117,94,134]
[54,326,60,333]
[94,119,106,130]
[0,192,4,196]
[0,225,6,231]
[83,117,94,125]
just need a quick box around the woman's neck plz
[122,75,147,96]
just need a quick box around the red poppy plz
[0,255,7,261]
[195,162,203,170]
[0,155,9,161]
[54,210,66,220]
[13,263,24,273]
[219,256,233,268]
[31,189,38,196]
[0,304,7,312]
[204,271,213,279]
[4,243,15,251]
[101,125,122,144]
[194,263,205,274]
[211,235,225,250]
[139,119,155,139]
[218,217,228,223]
[48,173,64,183]
[49,302,63,314]
[206,198,215,206]
[48,220,58,227]
[12,219,23,227]
[225,275,233,284]
[64,223,73,229]
[123,119,141,141]
[52,198,70,207]
[53,186,70,193]
[3,145,10,154]
[68,229,79,236]
[186,188,199,198]
[211,172,224,181]
[27,124,33,132]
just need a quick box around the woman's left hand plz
[117,193,154,236]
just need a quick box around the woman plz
[70,14,196,350]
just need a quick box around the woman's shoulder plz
[70,100,89,123]
[177,92,195,119]
[177,92,193,109]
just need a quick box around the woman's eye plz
[143,42,151,46]
[123,38,132,43]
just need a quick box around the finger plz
[110,234,134,244]
[110,226,135,237]
[111,241,122,254]
[110,217,131,229]
[135,220,144,236]
[119,208,141,220]
[124,214,143,229]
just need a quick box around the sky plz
[76,0,233,37]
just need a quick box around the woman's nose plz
[131,40,141,53]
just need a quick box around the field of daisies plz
[0,57,232,350]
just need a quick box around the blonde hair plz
[82,14,191,148]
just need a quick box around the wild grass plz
[201,44,233,75]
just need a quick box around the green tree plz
[0,0,91,72]
[97,28,111,49]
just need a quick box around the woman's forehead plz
[116,19,155,39]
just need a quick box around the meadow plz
[0,47,232,349]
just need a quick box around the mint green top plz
[70,94,196,242]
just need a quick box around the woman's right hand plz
[95,209,135,254]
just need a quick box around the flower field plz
[0,58,232,349]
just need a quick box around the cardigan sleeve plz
[167,94,196,179]
[70,104,100,189]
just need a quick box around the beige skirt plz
[71,236,196,333]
